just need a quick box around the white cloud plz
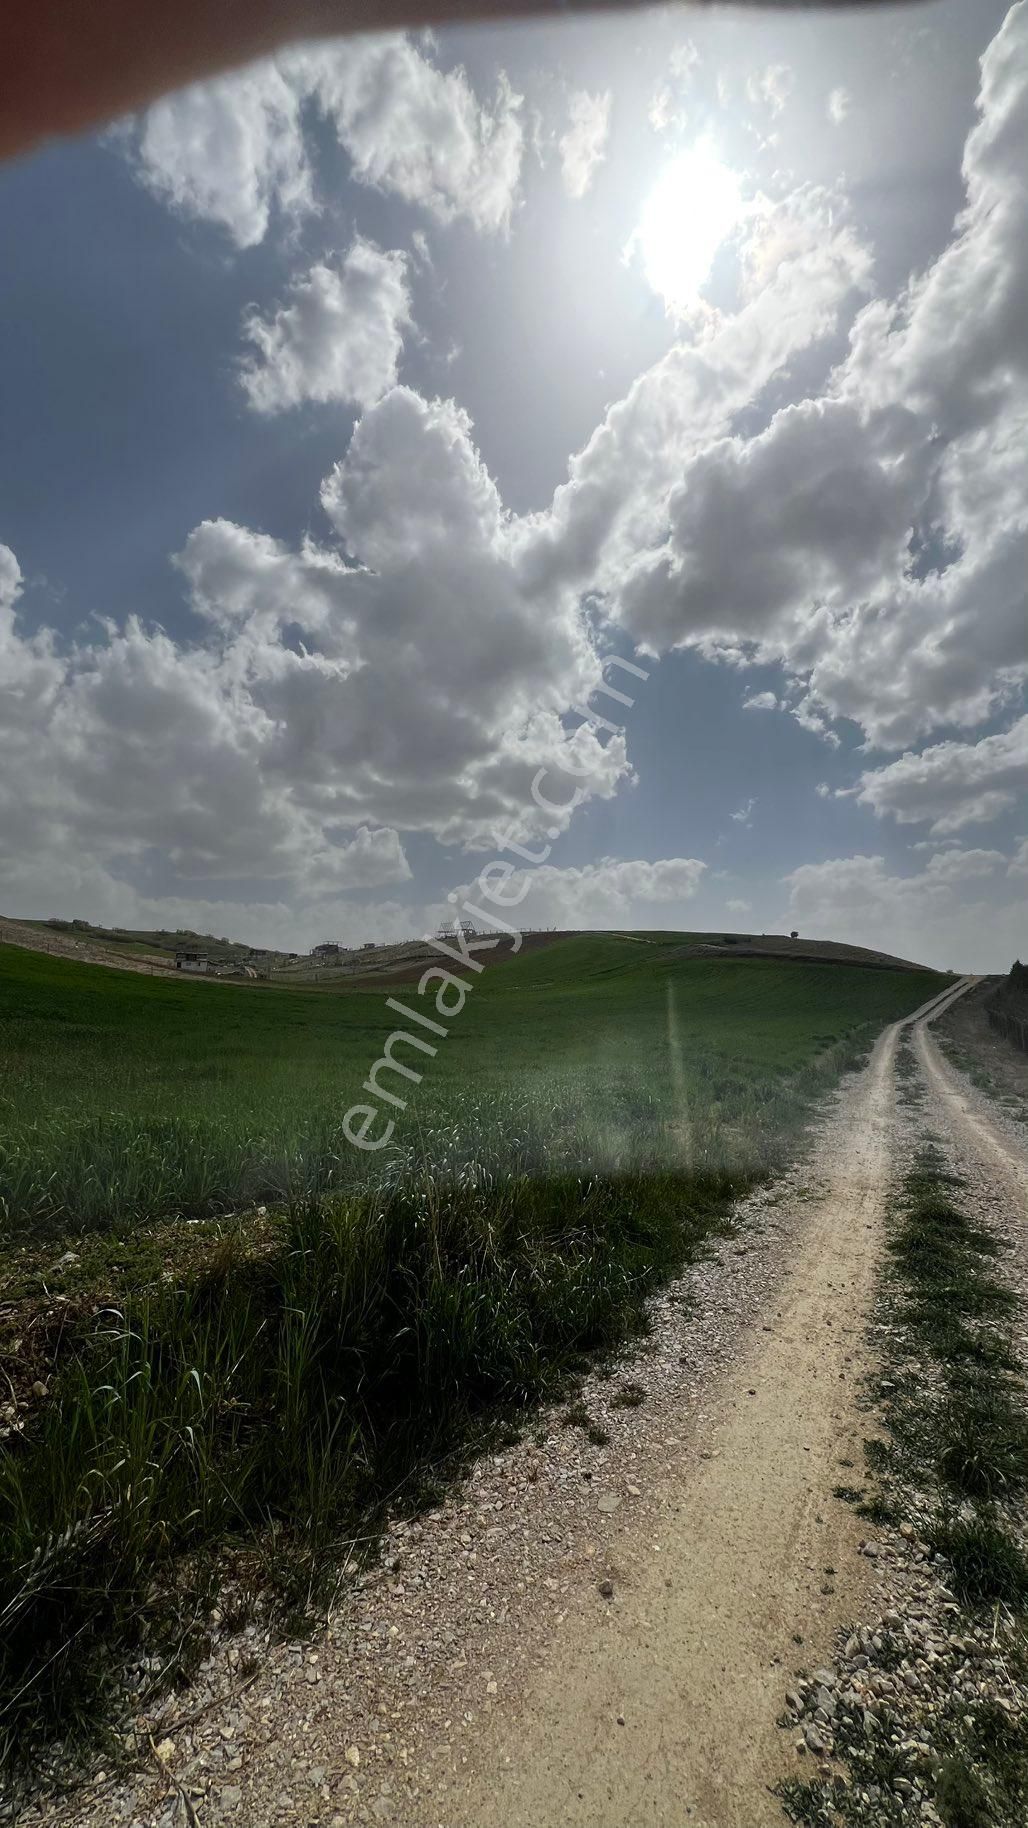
[746,64,794,118]
[126,35,523,243]
[730,799,756,826]
[782,850,1021,972]
[299,37,523,232]
[727,897,752,915]
[0,542,21,619]
[434,856,706,933]
[239,241,412,413]
[743,692,779,711]
[649,41,701,136]
[615,394,913,654]
[518,183,871,606]
[0,374,644,934]
[827,87,851,125]
[559,90,611,199]
[128,58,313,248]
[851,716,1028,834]
[921,846,1007,882]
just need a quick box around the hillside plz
[0,933,946,1243]
[0,912,935,987]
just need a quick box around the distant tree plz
[790,929,798,940]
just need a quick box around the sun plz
[634,142,744,316]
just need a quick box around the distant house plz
[361,941,375,951]
[175,948,209,975]
[312,942,343,960]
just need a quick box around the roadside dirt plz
[30,984,974,1828]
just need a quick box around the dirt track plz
[433,983,972,1828]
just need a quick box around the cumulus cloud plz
[128,58,314,248]
[0,545,64,852]
[827,87,850,125]
[0,374,642,933]
[435,856,706,933]
[299,37,523,232]
[743,692,779,711]
[615,395,914,654]
[781,849,1021,972]
[850,717,1028,835]
[746,64,794,118]
[559,90,611,199]
[517,183,872,606]
[239,241,412,413]
[649,41,701,136]
[575,4,1028,761]
[0,569,413,910]
[180,388,626,850]
[126,35,523,243]
[0,541,21,619]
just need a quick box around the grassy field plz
[1,934,941,1240]
[0,935,945,1785]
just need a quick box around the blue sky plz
[0,1,1025,968]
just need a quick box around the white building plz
[175,949,209,975]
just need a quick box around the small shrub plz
[936,1756,993,1828]
[931,1515,1028,1607]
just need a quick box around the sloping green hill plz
[0,936,945,1240]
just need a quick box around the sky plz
[0,0,1025,970]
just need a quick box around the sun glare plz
[635,143,744,316]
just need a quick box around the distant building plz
[312,942,343,959]
[361,941,375,950]
[175,948,209,975]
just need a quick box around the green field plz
[1,935,942,1240]
[0,936,945,1782]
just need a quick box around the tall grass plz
[0,1033,879,1787]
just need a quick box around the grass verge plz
[780,1137,1028,1827]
